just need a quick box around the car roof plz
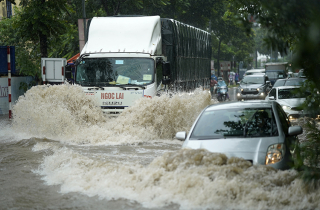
[206,100,274,111]
[244,74,267,78]
[246,69,265,72]
[286,77,306,81]
[276,86,301,89]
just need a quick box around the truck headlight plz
[282,105,291,110]
[265,144,286,165]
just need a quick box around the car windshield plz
[241,76,264,84]
[75,58,154,86]
[273,80,285,87]
[190,108,278,139]
[285,79,306,86]
[278,88,310,99]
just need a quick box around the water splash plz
[12,84,212,145]
[35,147,320,210]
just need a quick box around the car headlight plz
[240,88,243,91]
[260,92,264,96]
[257,88,260,91]
[265,144,286,165]
[237,93,241,96]
[282,105,291,110]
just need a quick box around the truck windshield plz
[75,58,154,86]
[266,71,286,79]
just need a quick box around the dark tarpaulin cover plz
[161,18,212,84]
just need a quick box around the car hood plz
[240,84,263,89]
[277,98,305,107]
[182,137,280,164]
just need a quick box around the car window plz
[276,104,290,135]
[269,88,276,98]
[190,108,278,139]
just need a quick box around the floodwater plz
[0,84,319,210]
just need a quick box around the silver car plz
[175,101,303,170]
[265,86,310,120]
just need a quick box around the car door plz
[266,88,276,100]
[276,104,297,160]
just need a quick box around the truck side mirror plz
[162,62,171,76]
[65,65,72,79]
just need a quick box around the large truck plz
[66,16,211,115]
[265,62,289,85]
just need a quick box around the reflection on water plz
[0,84,318,210]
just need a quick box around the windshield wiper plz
[118,84,146,89]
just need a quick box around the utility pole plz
[82,0,87,42]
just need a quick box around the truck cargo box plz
[41,58,67,83]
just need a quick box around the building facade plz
[0,0,20,20]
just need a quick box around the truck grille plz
[241,90,259,95]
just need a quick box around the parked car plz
[175,101,303,170]
[265,86,310,120]
[237,74,271,100]
[273,77,307,88]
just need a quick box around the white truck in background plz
[41,58,67,84]
[64,16,211,115]
[265,62,288,85]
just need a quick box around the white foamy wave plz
[36,147,320,210]
[12,84,212,145]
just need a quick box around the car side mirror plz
[269,96,275,100]
[288,126,303,136]
[175,131,186,141]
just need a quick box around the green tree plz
[229,0,320,183]
[253,27,270,56]
[0,14,39,78]
[211,1,254,75]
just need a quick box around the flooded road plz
[0,84,319,210]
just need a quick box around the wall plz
[0,0,21,20]
[0,76,33,115]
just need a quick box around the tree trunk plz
[39,32,48,58]
[217,39,221,77]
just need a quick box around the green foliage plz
[210,1,255,73]
[0,12,40,78]
[228,0,320,184]
[297,119,320,184]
